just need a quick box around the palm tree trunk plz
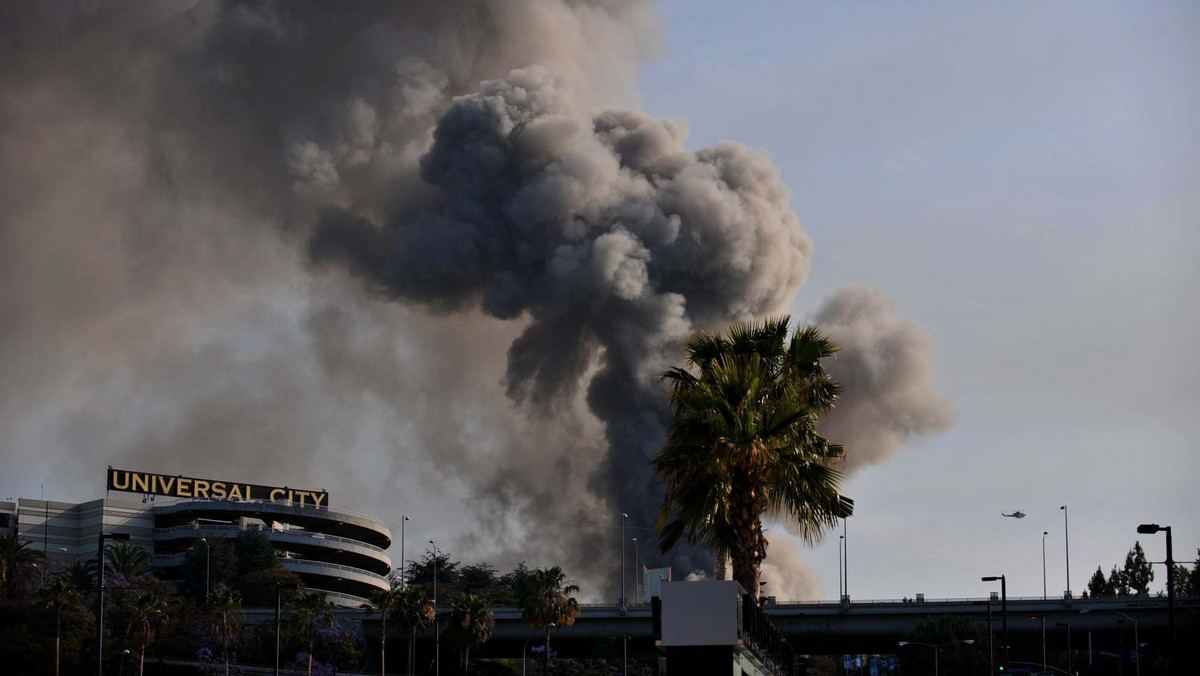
[307,636,314,676]
[379,615,386,676]
[543,626,551,676]
[407,629,414,676]
[729,480,767,601]
[715,548,728,580]
[463,645,469,674]
[54,608,61,676]
[139,643,146,676]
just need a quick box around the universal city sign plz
[107,467,328,507]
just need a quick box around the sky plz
[638,0,1200,599]
[1,1,1196,603]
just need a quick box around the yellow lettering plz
[131,473,150,493]
[227,484,243,500]
[112,471,130,490]
[311,493,327,508]
[211,482,227,499]
[270,488,285,502]
[160,476,175,494]
[177,478,192,498]
[244,485,252,501]
[193,480,210,498]
[297,491,307,507]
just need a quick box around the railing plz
[302,586,371,608]
[152,523,387,554]
[153,499,391,534]
[279,558,390,587]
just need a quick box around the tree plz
[654,318,853,597]
[446,593,493,673]
[1122,541,1153,596]
[39,575,83,676]
[181,536,237,600]
[234,530,278,576]
[236,566,303,607]
[105,542,152,580]
[126,590,167,676]
[899,615,986,676]
[520,566,581,673]
[209,586,242,676]
[1189,548,1200,596]
[394,585,435,676]
[1085,566,1113,598]
[0,534,44,600]
[65,560,96,595]
[367,581,404,676]
[1109,565,1128,597]
[292,591,334,676]
[1169,564,1191,597]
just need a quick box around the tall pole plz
[842,518,848,599]
[1001,576,1008,673]
[987,596,994,675]
[1060,506,1071,598]
[430,540,439,676]
[840,535,849,597]
[274,583,282,676]
[620,512,628,610]
[201,537,210,603]
[42,484,48,584]
[1165,525,1176,662]
[1042,531,1048,600]
[631,537,640,606]
[400,515,409,589]
[97,535,105,676]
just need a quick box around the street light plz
[982,575,1008,672]
[1041,531,1048,600]
[1055,621,1073,676]
[200,537,210,603]
[96,532,131,676]
[620,512,628,612]
[522,623,555,676]
[838,534,844,599]
[273,581,300,676]
[631,537,640,607]
[1060,506,1071,598]
[430,539,440,676]
[897,639,974,676]
[1136,522,1175,662]
[1081,608,1139,676]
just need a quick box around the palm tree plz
[65,559,97,594]
[209,587,241,676]
[654,317,854,599]
[39,574,82,676]
[395,584,435,676]
[0,534,44,599]
[366,581,404,676]
[446,593,494,673]
[292,591,335,676]
[519,566,580,673]
[126,591,167,676]
[104,542,152,580]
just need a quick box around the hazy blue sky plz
[639,0,1199,599]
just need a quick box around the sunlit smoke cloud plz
[816,286,956,474]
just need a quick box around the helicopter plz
[1001,511,1026,519]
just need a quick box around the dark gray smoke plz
[308,66,813,579]
[816,287,956,473]
[0,1,949,599]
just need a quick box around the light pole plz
[631,537,640,607]
[620,512,628,611]
[430,539,439,676]
[1083,609,1140,676]
[898,640,974,676]
[1056,621,1073,676]
[1136,523,1175,664]
[272,581,297,676]
[522,624,554,676]
[840,535,849,597]
[1041,531,1048,600]
[982,575,1008,673]
[1060,506,1071,598]
[842,517,849,599]
[400,515,409,589]
[96,531,131,676]
[201,537,210,603]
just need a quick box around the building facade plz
[12,495,392,607]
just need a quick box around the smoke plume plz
[0,1,950,598]
[816,287,957,473]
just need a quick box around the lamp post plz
[1060,506,1071,598]
[898,640,974,676]
[842,517,849,599]
[1082,609,1139,676]
[1041,531,1048,600]
[838,534,844,599]
[1056,621,1073,676]
[96,531,131,676]
[522,624,554,676]
[982,575,1008,673]
[400,515,409,589]
[620,512,628,612]
[272,581,298,676]
[631,537,640,607]
[201,537,210,603]
[430,539,439,676]
[1136,523,1175,663]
